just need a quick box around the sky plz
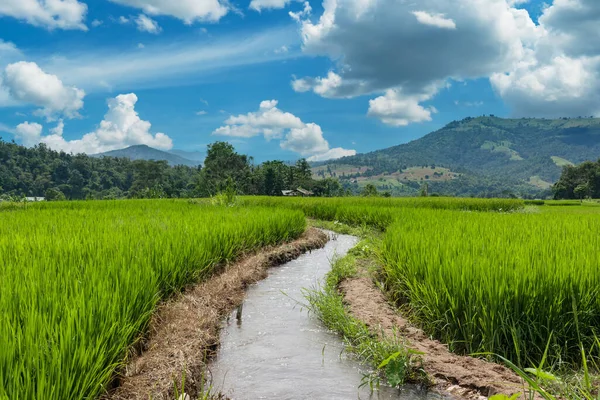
[0,0,598,162]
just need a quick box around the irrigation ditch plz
[108,223,530,399]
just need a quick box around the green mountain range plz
[93,145,202,167]
[313,116,600,197]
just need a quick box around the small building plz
[281,188,314,197]
[25,197,46,202]
[296,188,314,197]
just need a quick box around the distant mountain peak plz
[92,145,202,167]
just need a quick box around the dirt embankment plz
[340,274,528,399]
[106,228,329,400]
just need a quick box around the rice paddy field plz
[2,196,600,398]
[0,200,305,400]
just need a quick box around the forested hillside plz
[319,116,600,197]
[0,140,343,200]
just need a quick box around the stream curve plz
[210,232,442,400]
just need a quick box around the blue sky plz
[0,0,598,162]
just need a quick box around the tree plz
[361,184,378,197]
[45,187,66,201]
[200,142,251,196]
[574,183,590,202]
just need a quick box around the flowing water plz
[210,232,444,400]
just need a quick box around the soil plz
[104,228,329,400]
[340,274,530,399]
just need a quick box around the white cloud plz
[214,99,303,140]
[292,71,347,97]
[292,0,538,124]
[51,119,64,136]
[109,0,228,23]
[196,110,208,115]
[0,41,22,107]
[38,26,298,93]
[91,19,103,27]
[412,11,456,29]
[368,87,438,126]
[213,99,354,160]
[13,93,173,154]
[281,123,329,156]
[137,43,145,49]
[0,0,87,30]
[289,1,311,21]
[15,122,42,147]
[119,16,130,23]
[307,147,357,162]
[293,0,600,121]
[250,0,292,11]
[135,14,161,33]
[3,61,85,120]
[490,0,600,117]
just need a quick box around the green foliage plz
[381,208,600,368]
[45,187,66,201]
[0,139,343,200]
[305,254,416,389]
[0,200,305,399]
[320,116,600,197]
[553,160,600,200]
[361,183,378,197]
[0,140,200,199]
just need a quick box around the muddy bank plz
[340,273,526,399]
[106,227,328,400]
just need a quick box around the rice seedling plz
[0,200,305,399]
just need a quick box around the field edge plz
[104,227,329,400]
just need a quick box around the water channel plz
[210,232,444,400]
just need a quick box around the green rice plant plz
[380,208,600,369]
[0,200,305,399]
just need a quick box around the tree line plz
[553,160,600,200]
[0,139,346,200]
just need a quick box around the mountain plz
[313,116,600,197]
[93,145,200,167]
[168,149,205,164]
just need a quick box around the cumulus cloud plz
[0,41,22,107]
[280,123,329,155]
[0,0,87,30]
[213,100,355,160]
[109,0,228,23]
[490,0,600,117]
[214,100,304,140]
[307,147,356,162]
[368,87,439,126]
[13,93,173,154]
[292,0,600,121]
[3,61,85,120]
[15,122,43,147]
[135,14,161,33]
[291,0,538,124]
